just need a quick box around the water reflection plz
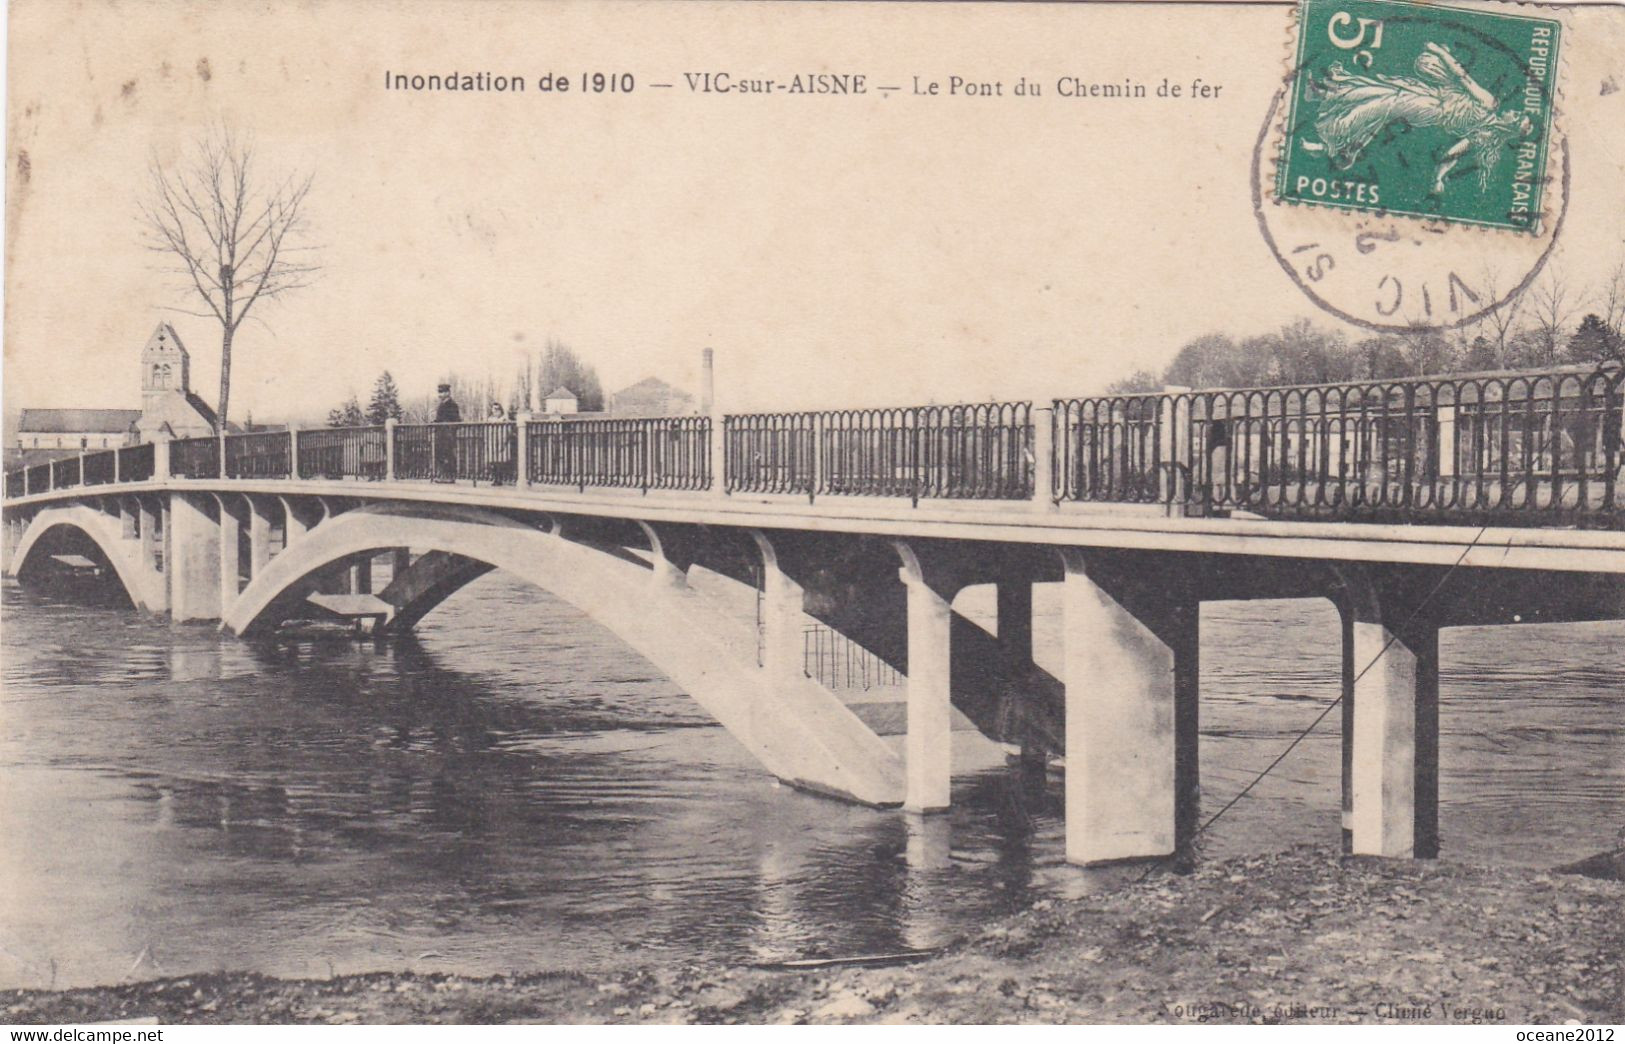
[1,572,1621,990]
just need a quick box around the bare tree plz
[1594,259,1625,342]
[1474,262,1525,367]
[1525,269,1578,367]
[139,128,318,432]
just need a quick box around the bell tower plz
[141,322,190,414]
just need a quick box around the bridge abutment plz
[1060,550,1199,866]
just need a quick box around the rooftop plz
[18,409,142,434]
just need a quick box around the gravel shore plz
[4,845,1619,1025]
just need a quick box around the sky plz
[4,0,1623,425]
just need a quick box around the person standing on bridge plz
[433,383,461,482]
[434,384,462,424]
[486,401,514,485]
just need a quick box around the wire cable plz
[1194,521,1495,837]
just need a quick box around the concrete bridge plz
[5,363,1622,866]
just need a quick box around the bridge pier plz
[248,497,275,577]
[1060,550,1198,865]
[218,495,247,609]
[637,521,694,589]
[137,498,167,613]
[1339,567,1440,859]
[280,496,317,546]
[751,532,808,703]
[997,579,1048,777]
[895,543,963,814]
[348,556,373,595]
[168,493,221,622]
[1,515,21,575]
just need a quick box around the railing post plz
[811,414,824,503]
[218,432,228,480]
[154,433,172,481]
[640,423,651,494]
[1436,403,1456,480]
[513,413,530,489]
[287,424,300,480]
[384,418,398,481]
[709,411,727,498]
[1033,405,1056,512]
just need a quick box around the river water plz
[1,572,1620,990]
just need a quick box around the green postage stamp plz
[1277,0,1560,232]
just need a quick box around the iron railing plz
[526,417,710,491]
[170,436,221,479]
[823,402,1032,500]
[225,431,293,479]
[24,463,51,496]
[726,412,818,495]
[53,456,82,489]
[393,422,516,484]
[802,624,903,691]
[392,424,437,481]
[118,443,155,484]
[298,426,386,480]
[727,402,1032,501]
[4,363,1619,529]
[82,450,117,486]
[1055,364,1623,526]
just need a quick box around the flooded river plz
[1,573,1620,990]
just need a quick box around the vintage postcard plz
[2,0,1621,1029]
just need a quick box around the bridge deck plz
[8,474,1621,573]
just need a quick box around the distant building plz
[541,386,580,415]
[607,377,695,417]
[5,321,230,470]
[135,322,227,441]
[14,409,142,452]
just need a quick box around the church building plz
[8,322,229,469]
[134,322,225,441]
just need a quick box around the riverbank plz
[4,845,1619,1025]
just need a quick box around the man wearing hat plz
[433,383,461,480]
[433,384,462,423]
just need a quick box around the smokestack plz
[700,347,715,415]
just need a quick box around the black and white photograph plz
[0,0,1620,1028]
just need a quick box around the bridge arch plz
[224,501,905,806]
[11,503,164,611]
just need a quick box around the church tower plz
[141,322,191,415]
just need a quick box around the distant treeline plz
[323,339,606,427]
[1108,263,1625,394]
